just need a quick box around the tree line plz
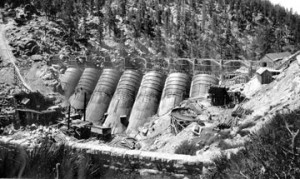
[1,0,300,61]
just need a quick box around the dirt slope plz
[0,22,32,92]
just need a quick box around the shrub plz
[205,109,300,179]
[174,140,199,155]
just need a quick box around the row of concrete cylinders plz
[60,67,219,135]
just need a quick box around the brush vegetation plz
[1,0,300,63]
[205,110,300,179]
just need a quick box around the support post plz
[68,105,71,129]
[248,61,253,78]
[83,92,86,121]
[193,58,196,76]
[220,59,224,82]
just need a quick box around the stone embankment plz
[0,136,204,177]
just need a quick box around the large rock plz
[31,55,43,62]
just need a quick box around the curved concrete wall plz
[103,70,142,134]
[158,73,190,116]
[70,68,101,109]
[60,67,83,100]
[126,71,165,136]
[190,74,219,98]
[86,69,121,125]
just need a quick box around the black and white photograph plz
[0,0,300,178]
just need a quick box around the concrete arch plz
[197,59,221,67]
[169,58,194,68]
[167,58,194,65]
[176,58,194,65]
[223,60,250,67]
[167,58,193,73]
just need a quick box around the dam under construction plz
[1,0,299,177]
[0,52,261,178]
[62,61,224,136]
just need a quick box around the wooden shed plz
[15,108,61,126]
[256,68,281,84]
[259,52,291,68]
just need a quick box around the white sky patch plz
[269,0,300,14]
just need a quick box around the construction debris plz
[170,107,205,135]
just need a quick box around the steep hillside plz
[1,0,300,65]
[1,1,300,178]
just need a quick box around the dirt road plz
[0,22,32,91]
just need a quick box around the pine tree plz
[80,0,88,36]
[164,7,171,37]
[120,0,127,17]
[201,0,206,31]
[90,0,94,15]
[96,0,104,44]
[42,0,52,19]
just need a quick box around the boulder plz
[31,55,43,62]
[21,55,28,60]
